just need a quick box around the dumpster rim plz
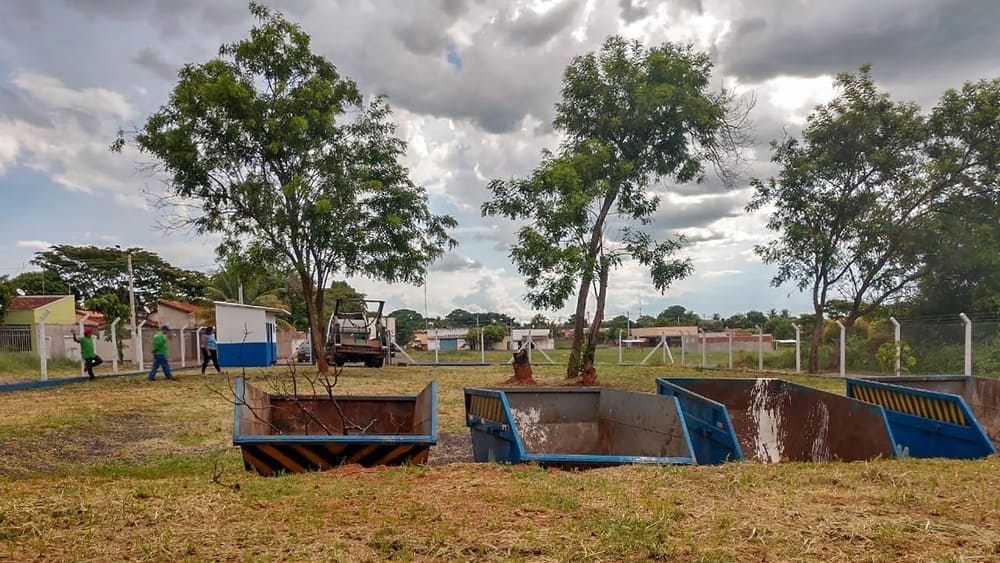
[233,377,438,445]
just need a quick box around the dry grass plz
[1,364,998,561]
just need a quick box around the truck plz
[325,298,391,367]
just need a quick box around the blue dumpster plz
[464,387,696,467]
[861,375,1000,448]
[656,378,899,464]
[846,378,995,459]
[233,378,437,475]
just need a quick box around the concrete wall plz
[154,307,196,330]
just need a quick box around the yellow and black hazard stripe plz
[852,384,967,426]
[240,443,431,476]
[467,394,505,424]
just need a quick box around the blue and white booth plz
[214,302,289,368]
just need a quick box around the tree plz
[467,323,508,350]
[8,271,70,296]
[123,4,455,373]
[31,245,207,312]
[84,294,130,361]
[482,36,749,383]
[388,308,423,348]
[0,276,12,319]
[749,67,1000,372]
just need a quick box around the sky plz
[1,0,999,323]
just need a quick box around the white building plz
[214,302,289,367]
[509,328,554,350]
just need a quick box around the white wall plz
[216,305,266,344]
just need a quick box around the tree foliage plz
[124,3,454,371]
[466,323,507,350]
[30,245,207,311]
[749,66,1000,371]
[482,36,750,381]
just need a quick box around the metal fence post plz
[728,329,733,370]
[757,325,763,371]
[889,317,900,376]
[111,317,120,374]
[959,313,972,376]
[792,323,801,374]
[836,320,846,378]
[701,330,706,368]
[37,309,51,381]
[180,326,187,368]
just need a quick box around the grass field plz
[1,363,998,561]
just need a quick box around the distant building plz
[509,328,554,350]
[154,299,202,329]
[628,326,699,346]
[1,295,76,358]
[412,328,470,351]
[214,302,290,367]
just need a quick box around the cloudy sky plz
[1,0,999,322]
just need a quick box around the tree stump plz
[504,348,538,385]
[580,359,598,386]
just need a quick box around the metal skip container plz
[847,378,995,459]
[656,378,898,464]
[464,387,697,467]
[233,378,437,475]
[860,375,1000,448]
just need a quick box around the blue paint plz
[846,379,995,459]
[218,342,272,367]
[656,378,743,464]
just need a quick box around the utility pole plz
[126,250,138,368]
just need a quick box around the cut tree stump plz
[504,348,538,385]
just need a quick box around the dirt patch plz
[428,431,473,465]
[0,412,165,477]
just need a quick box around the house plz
[628,326,700,347]
[510,328,554,350]
[1,295,76,357]
[154,299,202,329]
[415,328,470,351]
[214,301,290,367]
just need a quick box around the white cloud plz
[12,72,133,121]
[16,240,53,250]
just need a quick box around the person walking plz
[148,325,174,381]
[72,328,103,379]
[201,326,222,374]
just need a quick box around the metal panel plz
[656,378,743,464]
[846,378,995,459]
[862,375,1000,447]
[660,378,897,463]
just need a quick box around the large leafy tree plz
[749,67,1000,372]
[31,245,207,311]
[483,36,749,382]
[124,4,454,372]
[7,271,70,296]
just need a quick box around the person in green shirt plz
[148,325,174,381]
[72,328,103,379]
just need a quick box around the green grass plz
[0,352,78,379]
[0,364,997,561]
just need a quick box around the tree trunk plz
[506,347,537,385]
[566,270,594,379]
[579,259,610,386]
[300,273,330,374]
[808,304,823,373]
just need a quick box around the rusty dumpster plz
[233,378,437,475]
[464,387,696,467]
[847,378,995,459]
[656,378,898,464]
